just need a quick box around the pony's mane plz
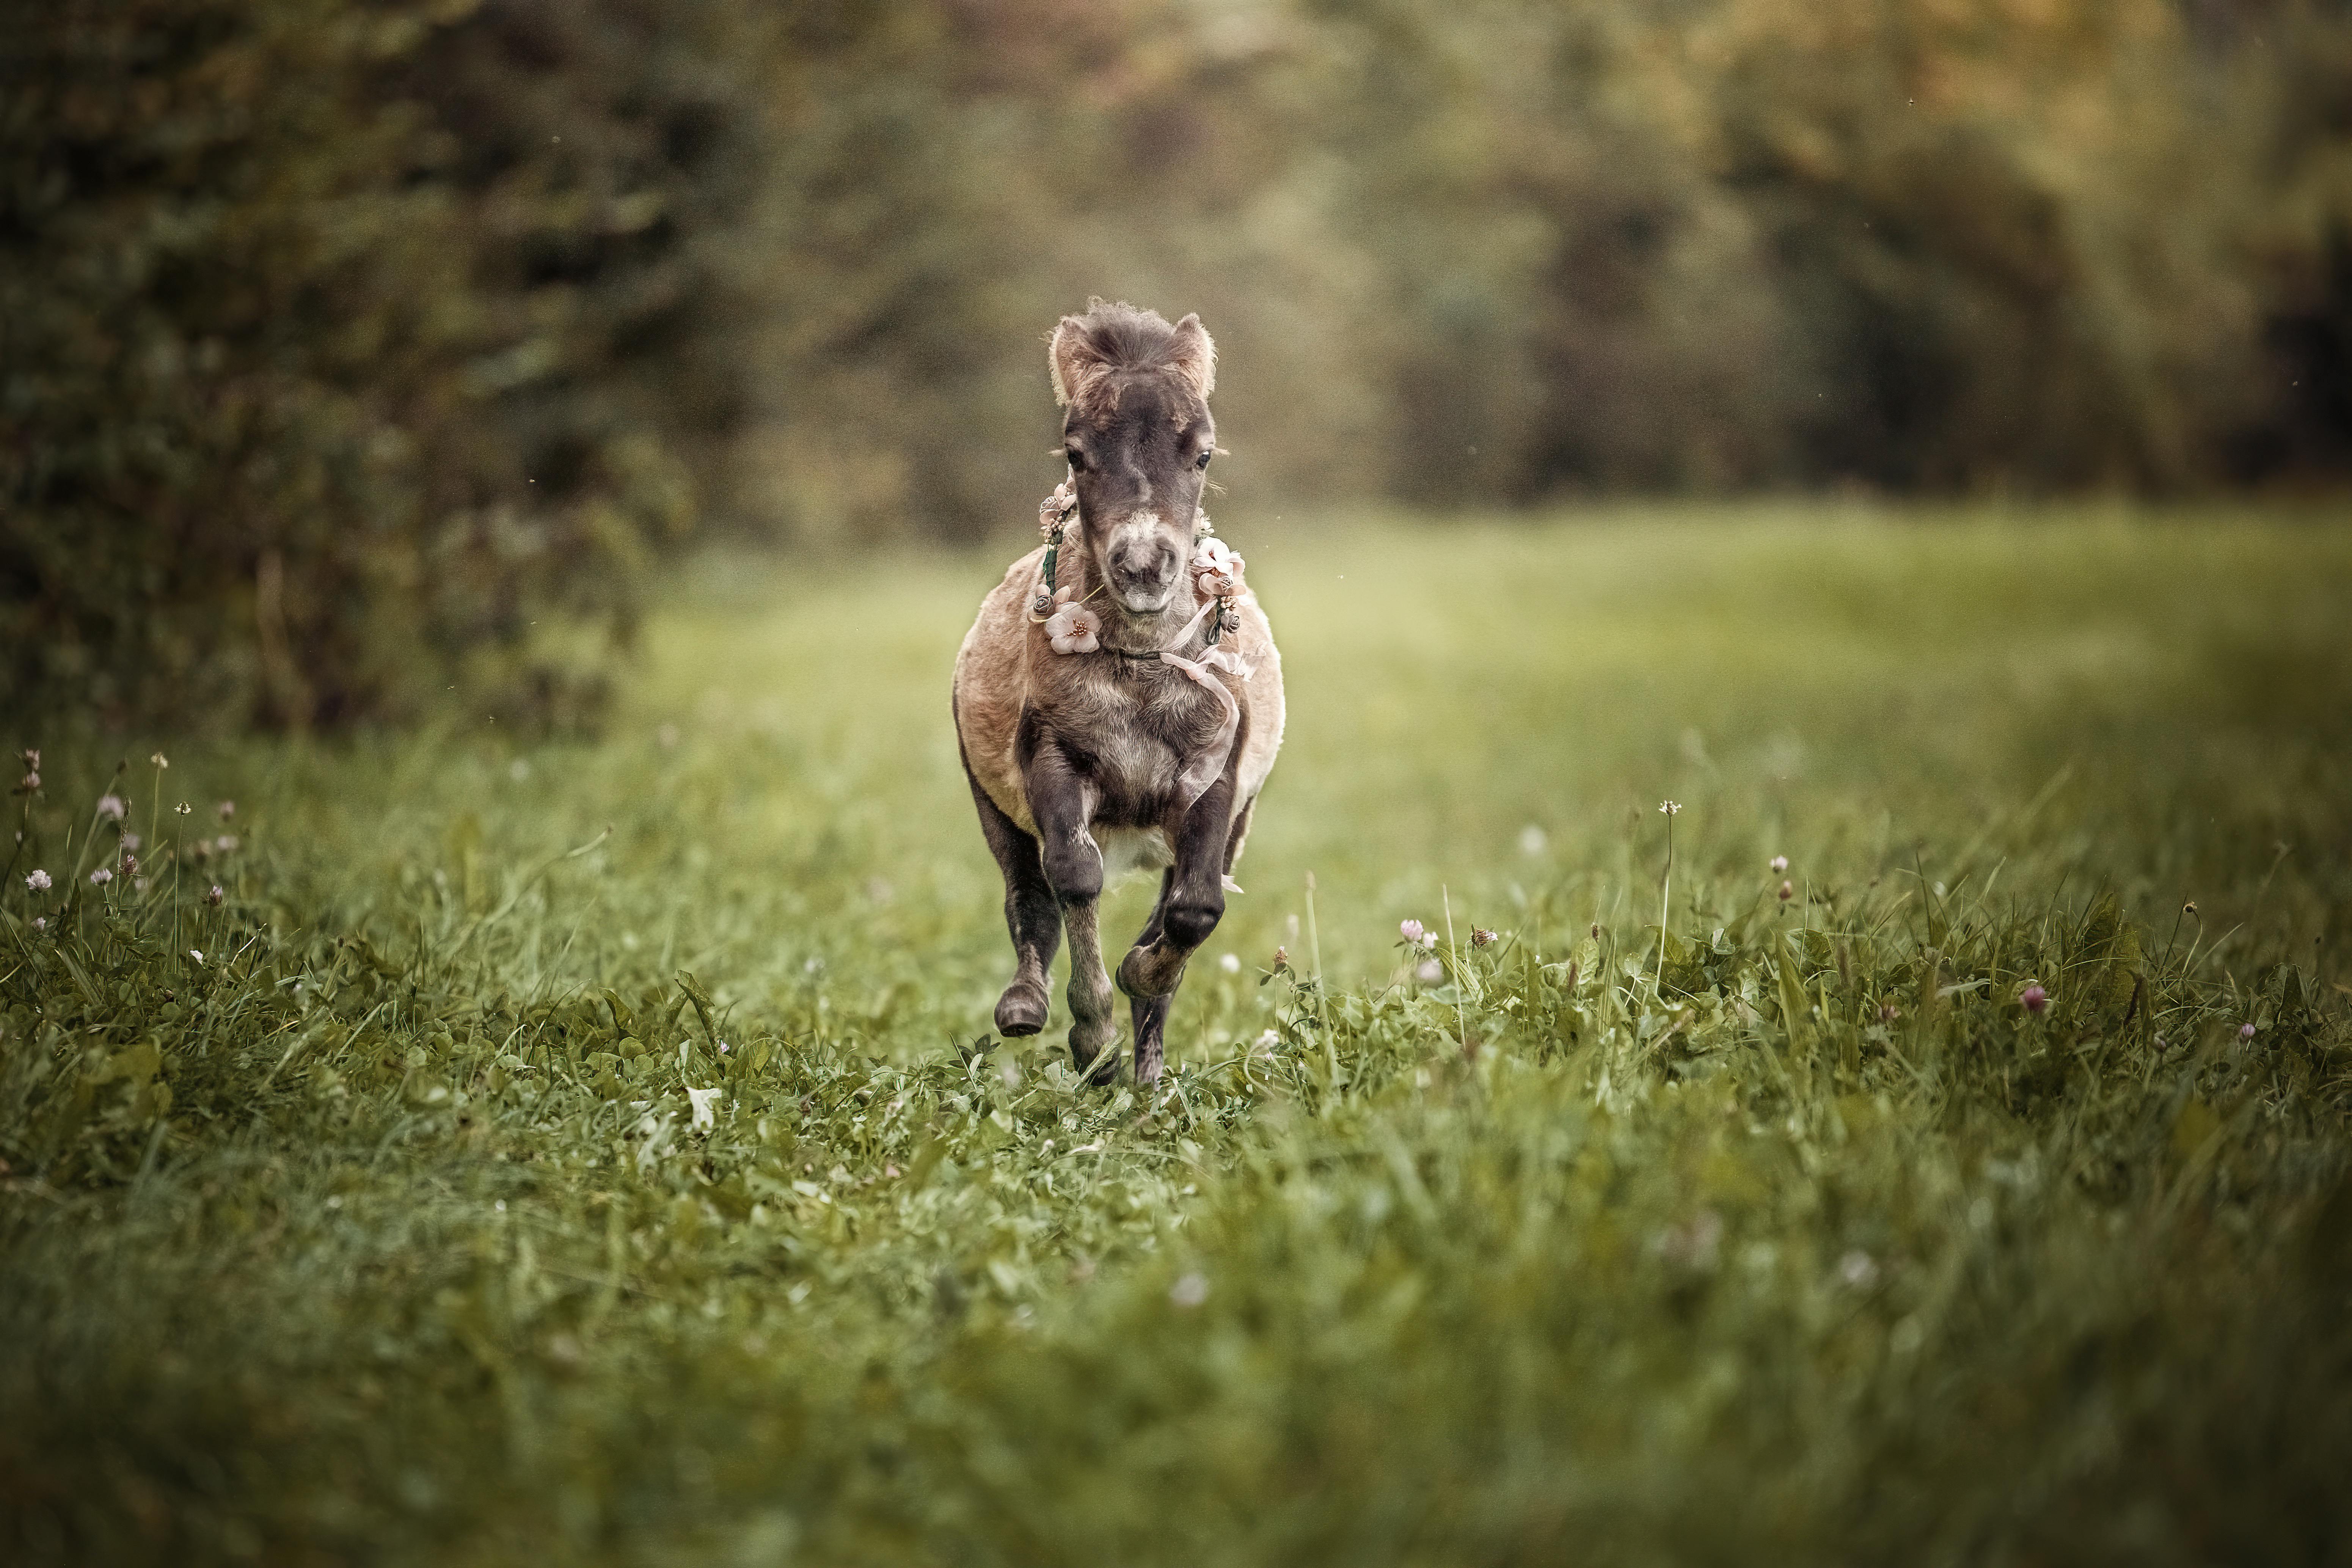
[1049,298,1216,418]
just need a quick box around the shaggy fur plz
[953,301,1283,1084]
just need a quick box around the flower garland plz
[1023,470,1253,807]
[1026,469,1246,659]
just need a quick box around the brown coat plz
[953,539,1283,879]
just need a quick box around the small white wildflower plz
[1415,957,1443,983]
[97,794,126,821]
[121,832,141,853]
[687,1085,722,1132]
[89,866,113,885]
[1169,1272,1209,1308]
[1254,1028,1281,1054]
[1518,824,1547,856]
[214,835,239,853]
[31,916,46,931]
[1769,855,1788,873]
[217,800,235,821]
[149,752,169,770]
[24,869,49,892]
[1218,952,1241,974]
[1658,799,1681,817]
[188,948,204,964]
[207,885,223,906]
[1399,919,1425,944]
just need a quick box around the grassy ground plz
[4,505,2350,1565]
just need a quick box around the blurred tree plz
[0,0,723,730]
[4,0,2346,733]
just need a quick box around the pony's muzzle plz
[1105,516,1181,612]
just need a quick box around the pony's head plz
[1049,300,1218,618]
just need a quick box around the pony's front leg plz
[1025,744,1119,1085]
[1115,769,1237,1018]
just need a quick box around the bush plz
[0,0,724,731]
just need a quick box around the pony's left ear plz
[1167,313,1216,401]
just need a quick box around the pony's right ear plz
[1049,315,1105,410]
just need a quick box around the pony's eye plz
[1065,447,1085,472]
[1195,449,1212,471]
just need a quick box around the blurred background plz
[5,0,2350,731]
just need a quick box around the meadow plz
[3,506,2349,1565]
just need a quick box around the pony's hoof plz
[1116,947,1181,1001]
[1071,1039,1120,1088]
[994,984,1048,1037]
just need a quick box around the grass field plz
[5,506,2351,1565]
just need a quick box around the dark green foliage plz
[0,0,735,730]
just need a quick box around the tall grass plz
[3,506,2348,1564]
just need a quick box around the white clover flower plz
[1169,1272,1209,1308]
[214,835,239,853]
[24,869,49,892]
[97,794,126,821]
[121,832,141,853]
[1658,799,1681,817]
[1769,854,1788,873]
[217,800,236,820]
[207,885,224,906]
[1415,957,1443,983]
[687,1085,722,1132]
[89,867,112,885]
[31,917,46,932]
[1518,824,1547,856]
[1218,953,1241,974]
[1399,919,1425,944]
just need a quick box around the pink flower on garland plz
[1045,601,1102,655]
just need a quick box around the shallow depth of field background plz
[5,4,2352,1565]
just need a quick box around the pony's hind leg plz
[1126,871,1176,1085]
[962,755,1060,1036]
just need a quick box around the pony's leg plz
[1025,744,1118,1084]
[1222,792,1258,880]
[1116,768,1237,1006]
[961,761,1061,1036]
[1128,872,1176,1085]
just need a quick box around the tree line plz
[6,0,2347,727]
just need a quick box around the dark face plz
[1063,375,1216,615]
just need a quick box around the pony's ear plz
[1049,314,1107,410]
[1166,313,1216,400]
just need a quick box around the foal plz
[952,301,1285,1085]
